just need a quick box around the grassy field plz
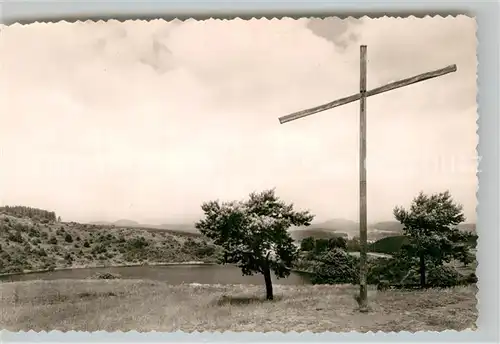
[0,279,477,332]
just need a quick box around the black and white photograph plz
[0,15,478,332]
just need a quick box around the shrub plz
[64,233,73,243]
[42,262,56,271]
[464,272,478,284]
[83,241,90,248]
[91,272,121,280]
[64,253,73,263]
[310,249,360,284]
[427,265,462,287]
[127,236,148,250]
[91,244,107,255]
[48,236,58,245]
[1,251,11,261]
[28,228,39,237]
[4,266,23,274]
[7,231,23,243]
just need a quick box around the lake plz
[0,264,312,285]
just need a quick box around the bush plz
[310,249,359,284]
[127,237,148,250]
[42,262,56,271]
[91,244,107,255]
[64,253,73,263]
[91,272,121,280]
[7,231,23,243]
[48,236,58,245]
[427,265,462,287]
[369,255,421,286]
[64,233,73,243]
[464,272,478,284]
[83,241,91,248]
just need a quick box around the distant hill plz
[312,219,359,232]
[159,223,200,233]
[371,221,476,233]
[290,229,347,242]
[369,235,409,254]
[289,219,476,242]
[370,221,404,233]
[88,220,200,234]
[114,219,140,227]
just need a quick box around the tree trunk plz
[263,267,273,300]
[419,253,426,288]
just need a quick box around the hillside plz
[89,219,200,234]
[369,235,409,254]
[0,214,219,275]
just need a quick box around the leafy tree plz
[300,237,316,251]
[393,191,472,288]
[312,236,347,255]
[195,189,314,300]
[313,238,330,254]
[329,236,347,250]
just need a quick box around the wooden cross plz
[278,45,457,312]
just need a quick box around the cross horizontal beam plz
[278,64,457,124]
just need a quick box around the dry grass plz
[0,279,477,332]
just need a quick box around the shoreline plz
[0,260,211,278]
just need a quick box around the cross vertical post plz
[358,45,368,312]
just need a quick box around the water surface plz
[0,264,312,285]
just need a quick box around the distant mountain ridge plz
[289,218,476,242]
[88,219,199,233]
[89,218,476,242]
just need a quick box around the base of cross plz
[354,295,371,313]
[358,305,371,313]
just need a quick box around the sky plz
[0,16,477,224]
